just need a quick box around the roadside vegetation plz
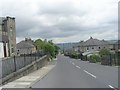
[88,54,100,63]
[34,39,59,59]
[64,48,119,66]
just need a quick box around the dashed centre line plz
[0,86,2,90]
[70,61,81,69]
[108,85,114,88]
[69,60,117,89]
[84,70,96,78]
[108,85,117,90]
[76,66,81,69]
[72,63,75,65]
[70,61,96,79]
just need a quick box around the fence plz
[1,52,46,79]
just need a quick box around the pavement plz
[2,59,57,88]
[32,55,119,89]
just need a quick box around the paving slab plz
[2,64,55,88]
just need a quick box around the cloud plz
[1,0,119,43]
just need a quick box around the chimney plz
[90,36,93,39]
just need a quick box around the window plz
[11,48,14,53]
[99,47,101,49]
[92,47,94,49]
[87,47,89,50]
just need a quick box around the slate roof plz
[74,37,110,47]
[76,41,84,47]
[17,39,35,49]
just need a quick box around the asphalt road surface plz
[32,55,118,89]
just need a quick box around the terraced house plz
[0,16,16,58]
[73,37,115,53]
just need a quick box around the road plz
[32,55,118,89]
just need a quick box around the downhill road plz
[32,55,118,89]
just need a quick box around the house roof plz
[74,37,110,47]
[77,41,85,47]
[84,37,109,46]
[17,38,35,49]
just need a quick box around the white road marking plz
[108,85,114,88]
[84,70,96,78]
[76,66,81,69]
[0,86,2,90]
[72,63,75,65]
[108,85,117,90]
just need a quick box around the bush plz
[82,55,87,61]
[99,49,112,65]
[99,49,111,56]
[69,52,78,59]
[89,54,100,63]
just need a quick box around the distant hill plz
[56,42,77,50]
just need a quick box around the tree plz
[44,43,55,58]
[54,45,60,55]
[34,39,59,59]
[34,39,44,51]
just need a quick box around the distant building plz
[0,16,16,58]
[73,37,115,53]
[16,38,36,55]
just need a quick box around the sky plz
[1,0,119,43]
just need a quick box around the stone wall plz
[1,55,49,85]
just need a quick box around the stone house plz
[73,37,114,53]
[16,38,36,55]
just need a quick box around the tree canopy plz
[34,39,59,58]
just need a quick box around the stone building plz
[0,16,16,58]
[73,37,114,53]
[16,38,36,55]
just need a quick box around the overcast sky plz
[1,0,119,43]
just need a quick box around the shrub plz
[69,52,78,59]
[99,49,112,65]
[89,54,100,63]
[99,49,111,56]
